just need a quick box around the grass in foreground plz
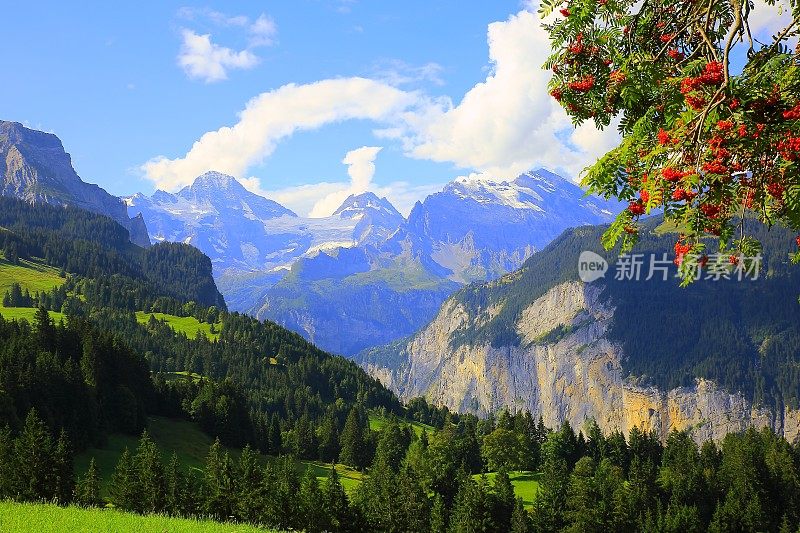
[134,311,221,340]
[0,501,273,533]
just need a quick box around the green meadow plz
[0,256,66,321]
[0,501,274,533]
[75,417,363,496]
[135,311,221,340]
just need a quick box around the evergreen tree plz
[492,469,516,531]
[317,409,340,462]
[235,445,263,523]
[109,447,138,511]
[339,407,366,469]
[53,429,75,504]
[533,429,571,533]
[268,413,282,455]
[430,493,448,533]
[510,497,532,533]
[203,439,236,520]
[448,473,494,532]
[300,468,326,533]
[134,431,166,514]
[164,452,185,516]
[74,458,102,507]
[12,409,56,501]
[0,425,13,499]
[323,466,352,533]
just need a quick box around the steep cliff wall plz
[360,281,800,443]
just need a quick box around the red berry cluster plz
[777,133,800,161]
[560,8,571,17]
[671,188,697,201]
[700,203,721,219]
[628,200,646,215]
[784,102,800,120]
[657,128,677,145]
[569,75,596,92]
[662,167,690,182]
[680,62,724,111]
[674,241,693,266]
[796,235,800,248]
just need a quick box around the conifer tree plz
[53,428,75,503]
[134,431,166,514]
[300,468,326,533]
[204,438,236,520]
[0,425,13,499]
[317,409,340,463]
[12,409,55,501]
[235,444,263,523]
[268,413,282,455]
[164,452,184,516]
[74,458,102,507]
[510,497,532,533]
[339,407,366,469]
[109,447,138,511]
[430,493,448,533]
[323,466,351,533]
[492,469,516,531]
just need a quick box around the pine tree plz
[300,468,326,533]
[134,431,166,514]
[12,409,55,501]
[235,445,263,523]
[74,458,102,507]
[268,413,282,455]
[339,407,366,469]
[53,429,75,504]
[492,469,516,531]
[204,438,236,520]
[109,447,138,511]
[164,452,184,516]
[510,497,532,533]
[323,466,351,533]
[430,493,448,533]
[317,410,340,463]
[0,425,12,499]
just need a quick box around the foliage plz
[543,0,800,281]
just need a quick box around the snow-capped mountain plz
[126,172,405,281]
[383,168,621,282]
[252,169,622,355]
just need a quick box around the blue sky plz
[6,1,786,216]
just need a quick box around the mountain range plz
[0,120,150,247]
[127,168,621,354]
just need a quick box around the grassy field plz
[368,413,436,437]
[75,417,364,496]
[0,501,274,532]
[475,471,541,508]
[0,256,67,322]
[134,311,221,341]
[0,256,64,295]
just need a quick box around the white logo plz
[578,251,608,283]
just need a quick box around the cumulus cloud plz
[309,146,383,217]
[151,6,623,207]
[389,9,619,180]
[178,29,260,83]
[142,78,414,191]
[176,9,277,82]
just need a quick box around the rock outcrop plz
[360,280,800,443]
[0,120,150,247]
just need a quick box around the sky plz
[1,1,791,217]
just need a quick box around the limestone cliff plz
[359,280,800,443]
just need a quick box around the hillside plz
[358,217,800,443]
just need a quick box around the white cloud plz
[392,9,619,180]
[178,29,260,83]
[372,59,445,87]
[152,7,622,208]
[309,146,383,217]
[176,9,277,82]
[142,78,414,191]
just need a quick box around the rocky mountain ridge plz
[0,120,150,247]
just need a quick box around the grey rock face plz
[359,281,800,443]
[0,121,150,247]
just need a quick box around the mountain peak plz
[333,191,401,218]
[187,171,244,192]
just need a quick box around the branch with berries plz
[541,0,800,284]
